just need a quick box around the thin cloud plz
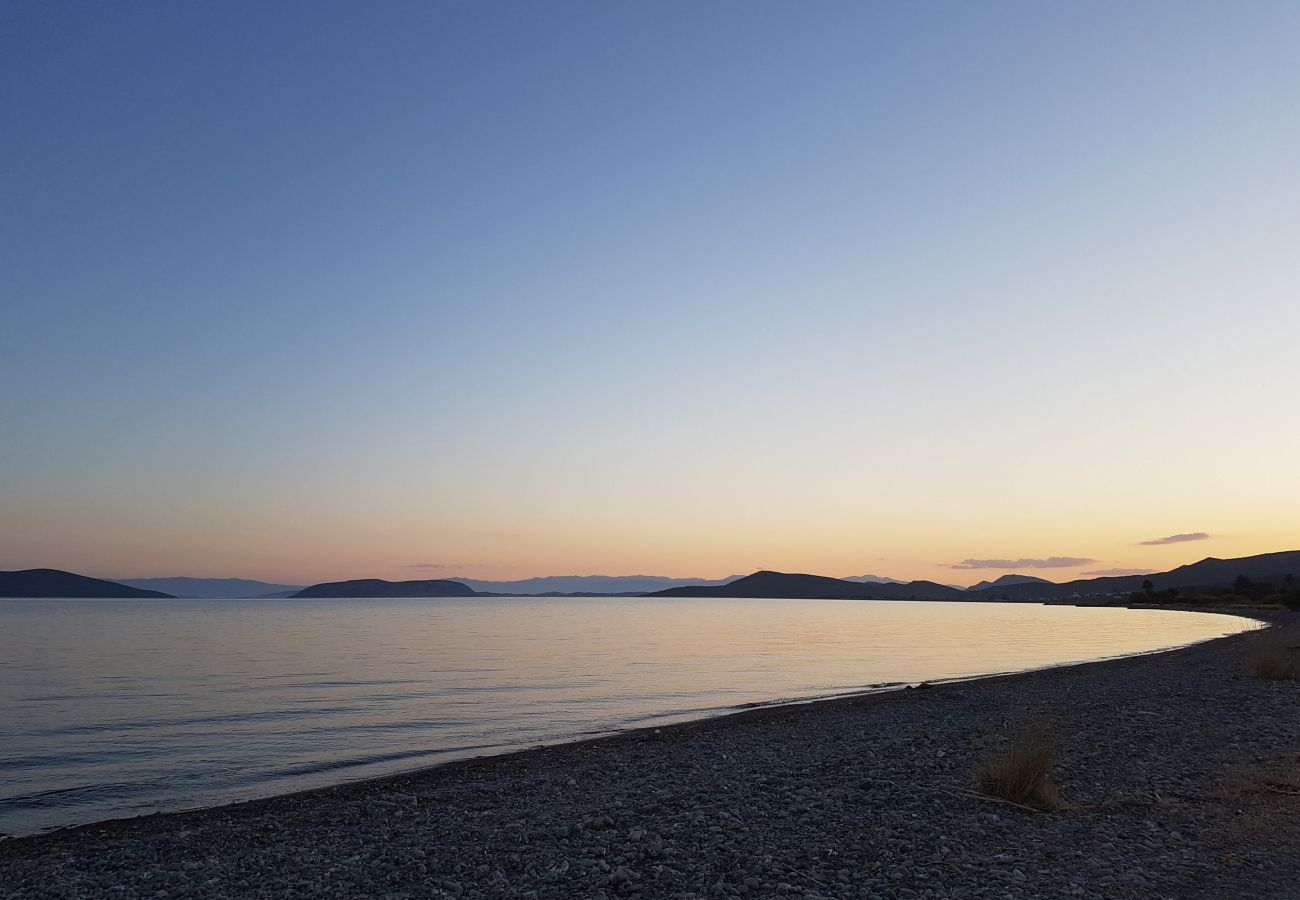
[949,557,1097,570]
[403,562,514,571]
[1082,568,1155,578]
[1139,532,1211,546]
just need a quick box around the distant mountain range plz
[0,569,174,599]
[453,575,740,595]
[967,551,1300,601]
[649,552,1300,601]
[7,551,1299,601]
[118,577,305,599]
[292,578,477,599]
[842,574,905,584]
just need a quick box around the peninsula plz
[0,569,174,599]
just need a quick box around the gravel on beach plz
[3,612,1297,900]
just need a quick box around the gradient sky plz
[3,1,1298,587]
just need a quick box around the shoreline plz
[4,610,1296,899]
[2,606,1261,846]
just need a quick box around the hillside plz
[969,550,1300,600]
[967,574,1051,591]
[650,571,966,600]
[646,553,1300,602]
[0,569,175,599]
[292,579,477,599]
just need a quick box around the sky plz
[2,1,1298,587]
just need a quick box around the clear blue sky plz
[3,1,1298,584]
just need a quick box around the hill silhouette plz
[968,550,1300,600]
[650,571,966,600]
[0,569,174,598]
[843,574,905,584]
[455,574,738,595]
[13,550,1299,603]
[292,578,477,598]
[967,574,1051,591]
[649,552,1300,602]
[119,577,305,599]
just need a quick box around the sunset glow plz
[2,2,1297,587]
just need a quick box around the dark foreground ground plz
[3,613,1297,900]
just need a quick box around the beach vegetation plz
[1129,585,1180,604]
[978,721,1066,812]
[1211,756,1300,846]
[1244,629,1300,681]
[1137,575,1300,610]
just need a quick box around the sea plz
[0,596,1253,836]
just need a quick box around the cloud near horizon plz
[949,557,1097,570]
[1081,568,1156,578]
[404,562,517,572]
[1139,532,1211,546]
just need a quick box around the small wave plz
[260,742,507,780]
[0,781,153,810]
[290,717,477,736]
[0,745,164,770]
[729,682,911,710]
[38,704,368,736]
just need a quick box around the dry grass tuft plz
[1209,756,1300,846]
[979,722,1066,812]
[1217,758,1300,802]
[1244,629,1300,681]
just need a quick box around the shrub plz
[1245,630,1300,681]
[979,722,1066,811]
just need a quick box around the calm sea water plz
[0,597,1251,836]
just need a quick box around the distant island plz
[291,578,477,599]
[0,569,175,599]
[650,571,968,600]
